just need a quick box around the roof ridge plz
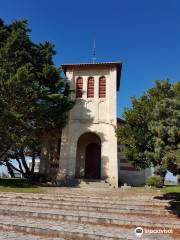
[61,61,122,66]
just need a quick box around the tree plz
[117,80,179,184]
[0,18,74,177]
[147,82,180,178]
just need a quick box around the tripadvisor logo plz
[135,227,143,237]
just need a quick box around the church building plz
[40,61,151,187]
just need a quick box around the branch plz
[30,154,35,173]
[15,156,24,174]
[0,161,6,167]
[0,147,10,160]
[5,160,22,173]
[19,148,30,174]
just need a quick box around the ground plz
[0,179,179,239]
[0,178,44,193]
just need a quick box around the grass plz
[153,185,180,216]
[0,178,44,193]
[160,185,180,194]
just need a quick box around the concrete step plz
[0,193,171,207]
[77,179,111,188]
[0,199,174,216]
[0,190,164,201]
[0,190,179,239]
[0,205,179,229]
[0,194,170,207]
[0,215,174,240]
[0,228,65,240]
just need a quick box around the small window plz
[99,76,106,98]
[87,77,94,98]
[76,77,83,98]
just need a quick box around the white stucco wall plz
[58,65,118,187]
[117,143,152,186]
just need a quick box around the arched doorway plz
[85,143,101,179]
[76,132,101,179]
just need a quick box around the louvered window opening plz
[87,77,94,98]
[76,77,83,98]
[99,77,106,98]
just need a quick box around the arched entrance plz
[85,143,101,179]
[76,132,101,179]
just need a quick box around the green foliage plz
[117,80,180,182]
[146,175,163,187]
[0,18,74,177]
[147,84,180,176]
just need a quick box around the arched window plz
[87,77,94,98]
[99,76,106,98]
[76,77,83,98]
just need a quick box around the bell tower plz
[58,62,122,187]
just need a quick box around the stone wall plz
[58,65,119,187]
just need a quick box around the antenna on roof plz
[92,38,96,63]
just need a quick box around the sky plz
[0,0,179,181]
[0,0,179,117]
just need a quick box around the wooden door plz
[85,143,101,179]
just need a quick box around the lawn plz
[0,178,44,193]
[154,185,180,202]
[160,185,180,194]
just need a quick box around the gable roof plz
[61,61,122,90]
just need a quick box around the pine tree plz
[0,19,74,177]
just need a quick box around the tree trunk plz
[15,157,24,174]
[6,161,15,178]
[30,154,35,174]
[160,171,166,187]
[178,175,180,185]
[19,148,31,177]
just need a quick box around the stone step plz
[45,190,157,198]
[0,205,179,229]
[0,194,170,208]
[0,199,173,216]
[0,193,170,207]
[0,190,162,197]
[1,187,161,196]
[0,229,65,240]
[0,189,162,195]
[0,214,174,240]
[77,180,111,188]
[0,193,144,201]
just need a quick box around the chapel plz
[40,62,151,187]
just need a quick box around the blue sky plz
[0,0,179,181]
[1,0,179,117]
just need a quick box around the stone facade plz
[39,62,151,187]
[57,62,121,187]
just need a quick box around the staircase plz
[0,187,179,239]
[78,179,111,188]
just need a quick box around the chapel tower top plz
[61,61,122,91]
[61,61,122,124]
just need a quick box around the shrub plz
[146,175,163,187]
[29,173,47,183]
